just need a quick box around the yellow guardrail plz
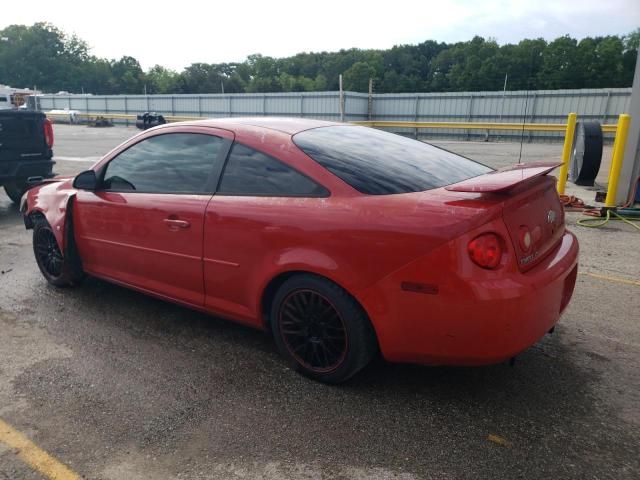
[352,120,618,133]
[354,120,567,131]
[45,112,201,122]
[45,112,619,133]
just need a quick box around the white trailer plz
[0,85,39,109]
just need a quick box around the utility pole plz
[617,49,640,204]
[368,78,373,121]
[339,74,344,122]
[499,73,508,122]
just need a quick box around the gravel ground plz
[0,125,638,480]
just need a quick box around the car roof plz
[184,117,342,135]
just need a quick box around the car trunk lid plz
[447,162,565,271]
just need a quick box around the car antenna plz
[517,48,537,165]
[517,89,529,165]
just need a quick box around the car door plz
[202,141,329,325]
[74,128,233,306]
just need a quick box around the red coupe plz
[22,118,578,383]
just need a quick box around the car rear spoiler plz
[445,162,563,193]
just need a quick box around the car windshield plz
[293,125,492,195]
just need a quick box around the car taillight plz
[518,225,532,252]
[44,118,54,148]
[468,233,504,269]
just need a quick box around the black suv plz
[0,110,55,202]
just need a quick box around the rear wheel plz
[3,181,27,203]
[32,217,83,287]
[271,274,377,383]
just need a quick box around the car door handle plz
[163,218,191,229]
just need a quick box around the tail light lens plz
[468,233,504,269]
[44,118,54,148]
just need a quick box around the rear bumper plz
[360,230,579,365]
[0,159,55,185]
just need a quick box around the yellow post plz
[557,113,578,195]
[607,133,619,187]
[605,114,631,207]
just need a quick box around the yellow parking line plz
[487,433,511,447]
[0,418,80,480]
[580,271,640,287]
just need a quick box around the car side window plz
[217,143,328,197]
[102,133,225,193]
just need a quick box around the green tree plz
[0,23,70,91]
[179,63,225,93]
[537,36,581,89]
[0,22,637,95]
[622,28,639,85]
[313,74,328,91]
[146,65,180,94]
[109,56,145,93]
[343,61,375,92]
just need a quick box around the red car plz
[22,118,578,383]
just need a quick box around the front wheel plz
[4,181,27,203]
[32,218,83,287]
[271,274,377,383]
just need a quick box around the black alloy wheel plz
[34,225,64,278]
[271,274,377,383]
[278,289,348,373]
[31,217,84,287]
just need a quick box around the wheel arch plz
[28,203,70,252]
[24,184,76,254]
[260,270,303,326]
[259,269,380,350]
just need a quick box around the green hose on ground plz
[577,209,640,231]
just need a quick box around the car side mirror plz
[73,170,98,190]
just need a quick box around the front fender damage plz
[23,179,77,254]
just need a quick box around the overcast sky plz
[2,0,639,70]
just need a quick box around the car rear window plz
[293,126,492,195]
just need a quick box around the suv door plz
[74,127,233,306]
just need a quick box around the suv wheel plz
[4,181,27,203]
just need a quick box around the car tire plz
[32,217,84,287]
[4,182,27,203]
[270,274,377,383]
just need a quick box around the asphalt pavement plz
[0,125,638,479]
